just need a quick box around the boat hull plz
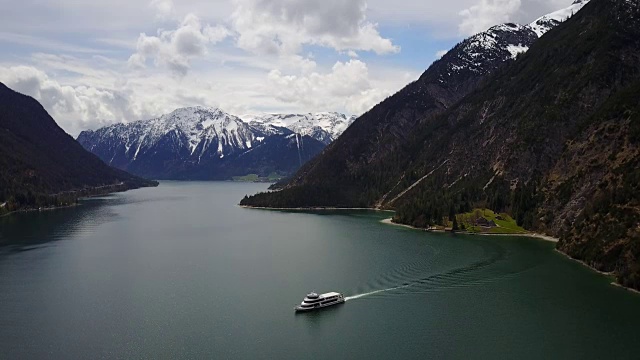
[294,298,345,312]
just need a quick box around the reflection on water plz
[0,199,115,253]
[0,193,190,254]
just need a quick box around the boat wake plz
[345,284,410,301]
[343,239,540,301]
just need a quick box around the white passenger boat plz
[295,292,345,312]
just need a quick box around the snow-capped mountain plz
[529,0,590,37]
[434,23,538,84]
[243,113,356,145]
[77,2,585,181]
[253,0,594,195]
[432,0,589,86]
[77,107,327,180]
[97,107,258,162]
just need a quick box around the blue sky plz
[0,0,570,135]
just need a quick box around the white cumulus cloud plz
[231,0,399,55]
[0,65,144,136]
[458,0,522,36]
[1,0,575,137]
[266,59,393,115]
[150,0,175,20]
[128,13,230,76]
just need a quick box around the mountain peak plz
[242,112,355,145]
[77,108,355,179]
[240,0,640,291]
[164,106,228,121]
[529,0,590,37]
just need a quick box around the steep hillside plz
[241,1,585,208]
[77,107,326,180]
[0,83,157,213]
[241,0,640,289]
[388,0,640,288]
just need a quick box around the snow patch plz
[242,112,356,144]
[80,107,355,169]
[506,44,529,58]
[201,119,216,129]
[529,0,590,37]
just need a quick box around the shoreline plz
[380,217,559,243]
[611,282,640,295]
[0,203,80,218]
[474,232,559,243]
[239,205,393,212]
[241,207,639,294]
[381,217,640,294]
[553,249,615,276]
[1,182,156,219]
[554,250,639,296]
[380,217,418,230]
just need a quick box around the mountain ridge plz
[254,0,590,202]
[77,107,351,180]
[241,0,640,289]
[243,112,356,145]
[0,82,157,214]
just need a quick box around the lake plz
[1,181,639,359]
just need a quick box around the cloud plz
[0,32,115,54]
[0,65,143,136]
[0,0,576,138]
[150,0,174,20]
[435,49,448,58]
[266,59,392,115]
[458,0,522,36]
[231,0,399,55]
[128,13,230,75]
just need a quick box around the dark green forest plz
[241,0,640,290]
[0,83,157,214]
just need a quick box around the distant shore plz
[0,203,79,218]
[380,217,559,243]
[0,182,156,218]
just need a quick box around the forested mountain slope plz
[241,0,588,208]
[242,0,640,289]
[0,83,157,213]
